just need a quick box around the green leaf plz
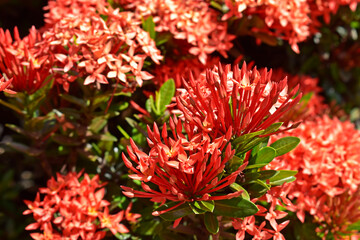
[230,183,250,200]
[213,197,258,218]
[89,117,107,133]
[189,202,207,214]
[269,170,297,186]
[137,220,161,236]
[2,141,42,156]
[258,170,279,180]
[0,99,25,115]
[117,125,130,139]
[232,129,265,146]
[228,155,244,172]
[192,200,215,213]
[247,146,276,169]
[60,94,87,108]
[156,79,175,114]
[99,133,117,142]
[263,122,283,135]
[246,180,270,198]
[347,221,360,231]
[270,136,300,157]
[157,202,193,221]
[204,212,219,234]
[142,16,156,40]
[235,136,269,155]
[243,172,261,183]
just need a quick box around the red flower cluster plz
[117,0,235,64]
[42,0,162,91]
[0,0,163,93]
[152,56,221,88]
[24,171,135,240]
[266,116,360,238]
[233,185,293,240]
[271,69,328,122]
[176,63,302,139]
[0,27,53,94]
[222,0,359,53]
[122,117,246,212]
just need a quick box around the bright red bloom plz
[232,185,293,240]
[24,171,129,240]
[266,115,360,238]
[0,26,53,94]
[121,117,247,213]
[176,62,302,139]
[271,69,328,122]
[117,0,235,64]
[41,0,162,91]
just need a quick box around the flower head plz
[176,62,302,139]
[24,171,128,239]
[0,27,53,94]
[121,117,247,212]
[266,115,360,237]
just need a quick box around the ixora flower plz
[121,117,247,215]
[117,0,235,64]
[41,0,162,91]
[0,26,53,94]
[23,171,132,240]
[176,62,302,140]
[266,115,360,238]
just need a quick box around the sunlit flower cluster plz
[0,27,53,94]
[233,185,293,240]
[152,56,221,87]
[117,0,235,64]
[222,0,359,53]
[122,117,246,210]
[41,0,162,91]
[266,115,360,238]
[271,69,328,122]
[23,171,135,240]
[176,63,302,139]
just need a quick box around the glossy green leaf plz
[230,183,250,200]
[247,147,276,169]
[232,129,264,146]
[213,197,258,218]
[243,172,261,183]
[263,122,283,135]
[347,221,360,231]
[246,180,270,198]
[157,202,193,221]
[142,16,156,40]
[258,170,279,180]
[199,200,215,212]
[156,78,175,114]
[269,170,297,186]
[236,136,269,154]
[270,136,300,156]
[189,202,207,214]
[204,212,219,234]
